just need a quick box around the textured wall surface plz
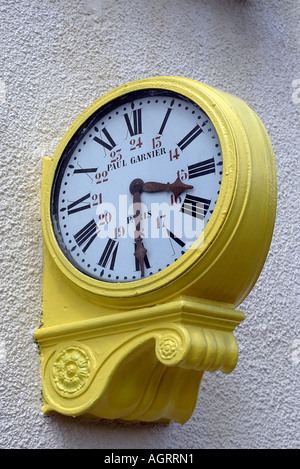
[0,0,299,449]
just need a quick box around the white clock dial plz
[51,90,223,282]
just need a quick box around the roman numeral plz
[74,219,98,253]
[181,194,211,220]
[124,109,142,136]
[177,125,203,151]
[93,127,116,151]
[166,229,186,248]
[188,158,215,179]
[134,243,151,272]
[98,238,119,270]
[67,193,91,215]
[73,168,98,174]
[158,108,172,135]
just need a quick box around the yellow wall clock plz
[34,76,277,424]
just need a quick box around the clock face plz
[51,89,223,283]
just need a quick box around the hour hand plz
[142,177,193,198]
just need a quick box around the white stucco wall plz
[0,0,299,449]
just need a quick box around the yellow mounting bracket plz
[34,77,276,424]
[34,295,244,423]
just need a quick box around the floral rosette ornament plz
[52,346,91,395]
[158,338,178,360]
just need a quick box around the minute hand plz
[142,177,193,198]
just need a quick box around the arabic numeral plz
[110,149,122,162]
[177,169,188,181]
[169,148,180,161]
[92,193,103,206]
[113,226,126,238]
[170,194,182,205]
[98,211,112,226]
[95,170,108,184]
[152,136,162,149]
[130,137,143,150]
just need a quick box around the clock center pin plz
[129,178,144,194]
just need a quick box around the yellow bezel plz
[41,76,276,309]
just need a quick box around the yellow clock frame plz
[35,77,277,424]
